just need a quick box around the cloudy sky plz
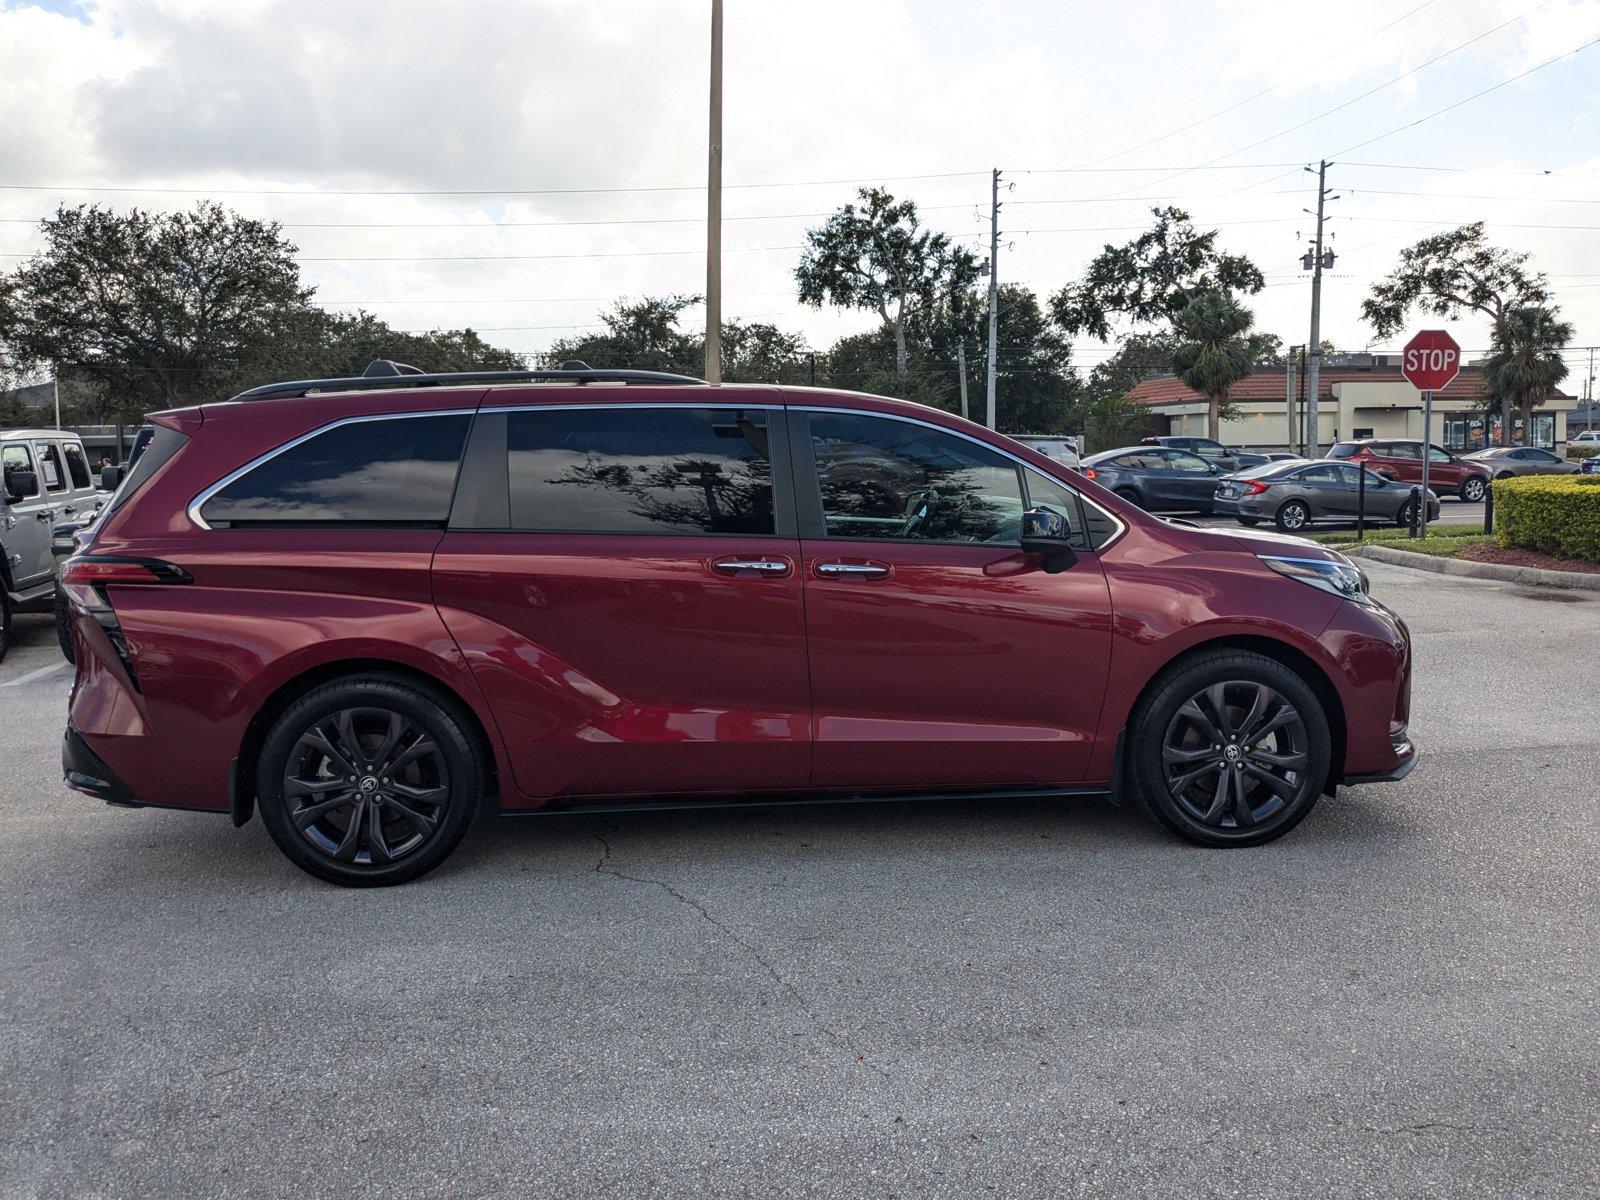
[2,0,1598,389]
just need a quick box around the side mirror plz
[99,464,123,491]
[1020,507,1079,574]
[4,469,38,503]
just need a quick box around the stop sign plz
[1401,330,1462,392]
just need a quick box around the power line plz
[1331,33,1600,156]
[1063,0,1442,169]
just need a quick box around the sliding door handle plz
[814,560,891,580]
[711,556,793,578]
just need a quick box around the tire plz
[1460,476,1487,502]
[0,589,11,665]
[256,674,484,887]
[1236,517,1260,527]
[1494,471,1514,481]
[1127,649,1332,848]
[1274,499,1310,532]
[1114,487,1145,510]
[1394,497,1417,528]
[54,586,75,665]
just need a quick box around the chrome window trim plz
[187,408,478,530]
[795,404,1127,551]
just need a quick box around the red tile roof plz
[1127,364,1567,407]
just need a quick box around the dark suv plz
[61,362,1416,885]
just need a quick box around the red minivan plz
[61,363,1416,885]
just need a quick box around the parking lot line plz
[1,661,68,688]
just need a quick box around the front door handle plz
[711,556,792,578]
[36,509,55,522]
[815,560,891,580]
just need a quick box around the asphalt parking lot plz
[2,561,1596,1198]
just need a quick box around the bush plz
[1567,444,1598,461]
[1494,475,1600,563]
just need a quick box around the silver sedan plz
[1214,460,1440,532]
[1463,446,1580,479]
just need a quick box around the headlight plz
[1259,554,1375,604]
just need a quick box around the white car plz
[1570,430,1600,447]
[1012,435,1082,472]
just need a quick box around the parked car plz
[1325,438,1491,502]
[1012,435,1081,472]
[1141,435,1270,473]
[1463,446,1580,479]
[1,428,106,662]
[1082,446,1226,513]
[1215,460,1440,531]
[1581,455,1599,475]
[1570,430,1600,448]
[60,360,1416,886]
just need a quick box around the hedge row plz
[1568,445,1599,461]
[1494,475,1600,563]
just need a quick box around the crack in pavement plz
[591,825,888,1078]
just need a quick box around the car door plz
[2,443,55,588]
[58,439,99,520]
[790,406,1113,791]
[1520,448,1566,476]
[1379,442,1421,484]
[431,397,812,803]
[1161,449,1222,509]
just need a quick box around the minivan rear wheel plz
[1127,650,1331,847]
[257,674,484,886]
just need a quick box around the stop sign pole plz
[1400,330,1463,538]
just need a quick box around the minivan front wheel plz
[1127,650,1331,847]
[257,675,484,886]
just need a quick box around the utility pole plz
[1303,160,1337,456]
[704,0,723,384]
[956,342,970,420]
[1284,347,1298,450]
[985,167,1001,430]
[53,370,61,430]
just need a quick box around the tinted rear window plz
[507,407,773,535]
[200,413,470,527]
[1327,442,1359,458]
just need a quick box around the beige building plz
[1128,354,1579,453]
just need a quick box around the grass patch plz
[1308,523,1484,547]
[1371,535,1493,557]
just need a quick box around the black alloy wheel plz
[1129,650,1330,847]
[54,586,75,664]
[1114,487,1145,510]
[1460,476,1487,502]
[1394,498,1417,528]
[1275,499,1310,531]
[257,675,482,886]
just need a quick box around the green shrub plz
[1494,475,1600,563]
[1310,524,1483,546]
[1567,444,1599,461]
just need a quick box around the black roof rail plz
[228,358,707,402]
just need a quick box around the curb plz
[1344,543,1600,592]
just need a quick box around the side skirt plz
[501,784,1113,818]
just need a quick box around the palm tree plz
[1170,290,1256,442]
[1483,305,1571,446]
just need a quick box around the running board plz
[502,784,1113,818]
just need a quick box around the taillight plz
[60,557,192,588]
[60,557,189,693]
[1082,467,1098,480]
[1242,480,1271,496]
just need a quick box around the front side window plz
[200,413,470,527]
[1192,439,1227,457]
[507,407,773,535]
[3,444,38,499]
[34,442,66,492]
[1164,450,1213,474]
[62,442,92,489]
[1426,444,1451,463]
[808,412,1023,543]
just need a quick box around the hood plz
[1158,516,1342,561]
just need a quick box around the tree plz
[547,296,812,383]
[1170,290,1257,442]
[1050,206,1264,341]
[796,187,979,394]
[3,203,314,421]
[1482,306,1571,445]
[1077,333,1173,453]
[1361,223,1550,444]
